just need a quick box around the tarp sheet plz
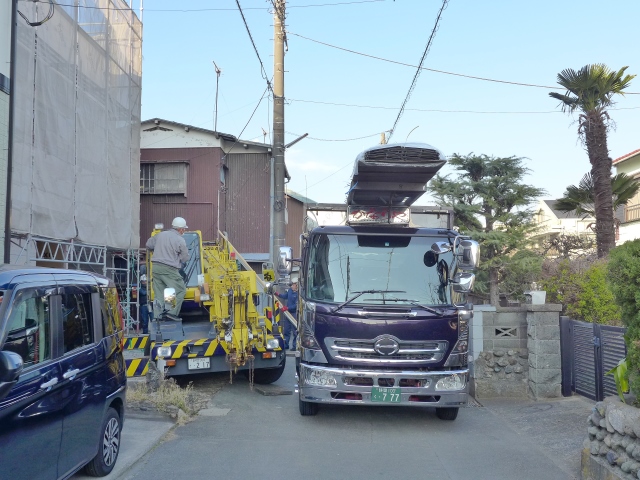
[12,0,141,249]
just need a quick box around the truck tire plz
[435,407,459,421]
[84,407,121,476]
[245,355,286,385]
[299,397,319,416]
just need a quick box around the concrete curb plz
[71,409,177,480]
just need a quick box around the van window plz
[2,293,51,366]
[62,293,94,353]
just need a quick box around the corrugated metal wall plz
[285,195,305,258]
[223,153,271,253]
[140,147,220,245]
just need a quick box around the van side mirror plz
[277,246,293,275]
[0,350,23,401]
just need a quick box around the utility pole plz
[272,0,286,270]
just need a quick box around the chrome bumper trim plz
[298,364,468,407]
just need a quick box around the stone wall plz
[471,304,562,400]
[583,396,640,479]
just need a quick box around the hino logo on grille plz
[373,336,400,356]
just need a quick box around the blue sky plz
[137,0,640,205]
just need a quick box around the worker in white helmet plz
[145,217,189,317]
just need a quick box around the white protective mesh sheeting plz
[12,0,141,249]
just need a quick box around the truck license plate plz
[188,358,210,370]
[371,387,401,403]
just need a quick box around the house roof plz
[142,118,237,142]
[285,189,316,205]
[613,149,640,165]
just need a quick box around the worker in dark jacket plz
[146,217,189,317]
[276,281,298,350]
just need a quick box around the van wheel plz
[435,407,459,421]
[299,397,319,416]
[84,407,121,477]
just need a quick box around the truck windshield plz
[307,233,454,306]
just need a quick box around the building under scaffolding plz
[8,0,143,331]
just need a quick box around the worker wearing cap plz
[138,274,149,334]
[146,217,189,317]
[276,281,298,350]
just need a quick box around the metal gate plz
[560,316,626,401]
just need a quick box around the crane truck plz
[145,232,287,384]
[290,142,480,419]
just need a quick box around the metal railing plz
[626,204,640,223]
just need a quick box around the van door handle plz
[63,369,80,380]
[40,377,59,390]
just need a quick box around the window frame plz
[58,284,99,356]
[140,162,188,195]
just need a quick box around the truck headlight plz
[435,374,465,391]
[266,338,280,350]
[300,301,321,350]
[302,366,336,387]
[157,346,172,357]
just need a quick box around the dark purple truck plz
[291,142,479,420]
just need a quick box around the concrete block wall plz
[471,303,563,400]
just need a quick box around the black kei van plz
[0,266,127,479]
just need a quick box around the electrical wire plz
[387,0,449,142]
[19,0,55,26]
[235,0,273,93]
[23,0,386,13]
[286,130,387,142]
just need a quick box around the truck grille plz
[326,337,448,364]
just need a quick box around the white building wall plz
[0,1,10,79]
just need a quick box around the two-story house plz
[613,149,640,245]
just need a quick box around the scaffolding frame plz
[11,234,143,335]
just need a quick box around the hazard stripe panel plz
[125,358,150,377]
[149,336,283,359]
[124,336,149,350]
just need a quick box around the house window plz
[140,163,187,195]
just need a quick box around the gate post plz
[559,316,573,397]
[527,304,563,399]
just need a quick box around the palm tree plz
[555,172,640,220]
[550,64,635,257]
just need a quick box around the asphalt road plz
[120,358,589,480]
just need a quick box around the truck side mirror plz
[164,287,176,311]
[277,246,293,275]
[457,240,480,270]
[431,241,452,255]
[452,272,476,293]
[0,350,23,401]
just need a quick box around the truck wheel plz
[435,407,459,421]
[84,407,121,476]
[299,397,319,416]
[245,355,286,385]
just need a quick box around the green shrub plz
[540,257,621,325]
[607,239,640,397]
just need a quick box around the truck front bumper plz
[298,363,468,407]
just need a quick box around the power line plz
[286,130,387,142]
[24,0,387,13]
[235,0,272,93]
[287,31,566,91]
[287,98,640,114]
[387,0,448,142]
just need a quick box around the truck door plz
[0,285,63,480]
[56,283,103,478]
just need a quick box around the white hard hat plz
[140,274,147,282]
[172,217,188,229]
